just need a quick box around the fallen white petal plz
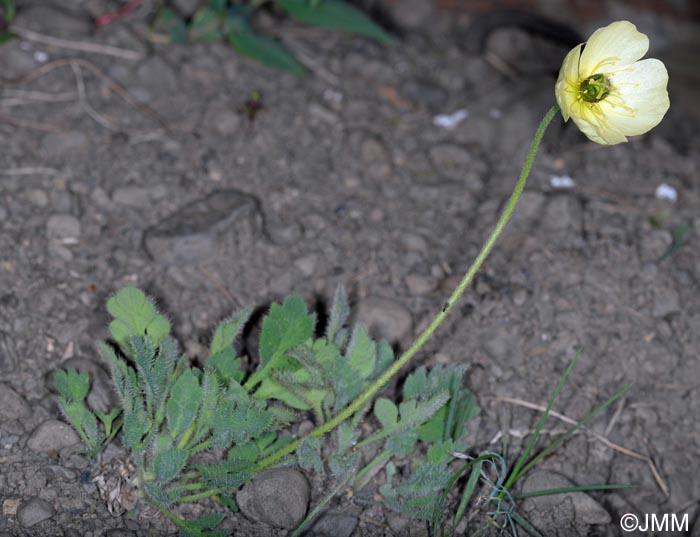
[655,183,677,202]
[433,109,468,129]
[550,175,576,189]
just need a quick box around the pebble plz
[16,497,55,528]
[357,297,413,343]
[0,383,32,420]
[203,101,242,136]
[136,57,178,96]
[46,214,81,241]
[104,530,137,537]
[236,468,310,529]
[428,144,486,191]
[309,510,359,537]
[400,234,429,257]
[652,286,681,318]
[521,470,611,527]
[170,0,199,16]
[294,254,317,277]
[26,189,49,207]
[402,77,449,112]
[112,186,151,208]
[2,498,20,516]
[41,132,89,159]
[27,420,80,453]
[404,274,437,295]
[360,137,392,179]
[143,189,263,265]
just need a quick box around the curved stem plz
[254,104,561,472]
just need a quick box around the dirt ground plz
[1,1,699,536]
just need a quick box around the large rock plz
[143,189,264,265]
[236,468,310,529]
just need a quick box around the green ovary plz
[579,73,611,103]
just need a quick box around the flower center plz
[579,73,611,103]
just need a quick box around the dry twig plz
[9,25,144,61]
[494,395,670,497]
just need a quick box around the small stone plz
[512,289,528,306]
[357,297,413,343]
[143,189,263,265]
[294,254,317,277]
[2,498,20,516]
[402,78,449,112]
[16,497,55,528]
[521,470,611,529]
[112,186,150,208]
[46,214,81,241]
[429,144,487,191]
[0,383,32,419]
[136,57,178,96]
[400,233,429,254]
[203,101,241,136]
[170,0,199,16]
[360,137,392,179]
[309,511,359,537]
[41,131,89,159]
[27,420,80,453]
[405,274,437,295]
[104,530,137,537]
[236,468,310,529]
[26,189,49,207]
[652,286,681,318]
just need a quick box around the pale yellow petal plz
[555,43,583,122]
[604,58,670,136]
[579,21,648,76]
[571,111,628,145]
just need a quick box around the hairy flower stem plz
[253,104,561,473]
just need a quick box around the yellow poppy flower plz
[555,21,670,145]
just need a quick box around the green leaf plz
[355,392,450,449]
[107,287,170,349]
[210,307,253,356]
[374,397,398,428]
[0,32,15,46]
[54,368,90,403]
[225,14,305,76]
[385,429,418,456]
[190,6,224,41]
[209,0,226,13]
[336,423,358,453]
[143,482,184,506]
[1,0,15,23]
[381,463,452,520]
[166,368,202,439]
[154,436,189,483]
[157,7,188,44]
[95,407,122,436]
[185,513,227,532]
[61,400,98,445]
[345,324,376,379]
[259,295,315,365]
[207,348,244,385]
[276,0,392,43]
[326,286,349,345]
[246,295,315,389]
[297,436,324,474]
